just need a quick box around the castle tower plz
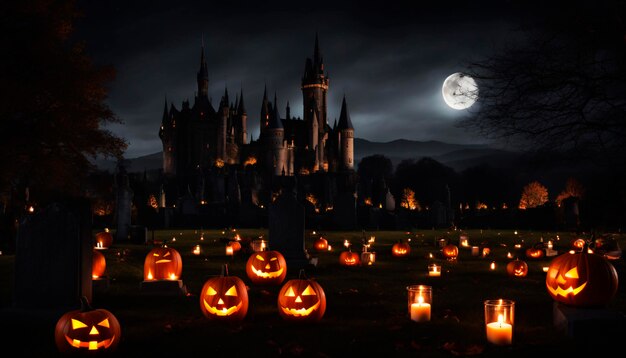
[302,33,329,171]
[217,87,229,162]
[237,88,247,144]
[260,85,270,136]
[337,95,354,171]
[159,97,176,175]
[266,94,285,176]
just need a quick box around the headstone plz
[14,200,92,310]
[385,189,395,212]
[114,165,133,242]
[562,196,580,230]
[268,190,312,270]
[431,201,448,228]
[332,192,357,230]
[553,302,626,344]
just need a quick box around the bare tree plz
[460,0,626,168]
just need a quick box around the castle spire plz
[238,88,246,114]
[268,93,283,129]
[314,32,321,67]
[337,95,353,130]
[197,38,209,98]
[161,95,168,123]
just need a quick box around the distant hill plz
[95,138,520,173]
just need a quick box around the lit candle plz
[514,244,521,249]
[344,240,350,249]
[542,266,549,272]
[226,245,234,256]
[428,264,441,277]
[169,273,178,280]
[506,252,513,259]
[410,296,431,322]
[428,253,433,259]
[471,246,479,256]
[490,262,496,270]
[486,314,512,345]
[327,245,332,251]
[192,245,201,255]
[547,241,553,249]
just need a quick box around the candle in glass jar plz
[410,296,431,322]
[428,264,441,277]
[486,314,512,345]
[226,245,234,256]
[471,246,479,256]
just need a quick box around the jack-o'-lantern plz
[92,250,106,279]
[339,250,361,266]
[245,250,287,285]
[94,230,113,249]
[526,246,545,259]
[199,265,249,321]
[506,259,528,277]
[392,241,411,257]
[546,246,619,307]
[277,270,326,322]
[594,236,622,260]
[442,244,459,260]
[55,296,121,353]
[228,241,242,253]
[481,247,491,257]
[314,237,328,251]
[571,238,586,250]
[143,243,182,281]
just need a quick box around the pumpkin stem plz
[80,296,93,312]
[222,264,229,277]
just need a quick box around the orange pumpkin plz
[546,248,619,307]
[245,250,287,285]
[55,296,121,353]
[143,244,183,281]
[571,238,586,250]
[314,237,329,251]
[277,270,326,322]
[392,241,411,257]
[92,250,106,279]
[199,265,249,322]
[94,230,113,249]
[506,259,528,277]
[442,244,459,260]
[525,247,545,259]
[339,250,361,266]
[228,241,242,253]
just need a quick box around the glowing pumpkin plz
[442,244,459,260]
[314,237,329,251]
[392,241,411,257]
[228,241,242,253]
[92,250,106,279]
[55,296,121,353]
[506,259,528,277]
[245,250,287,285]
[546,249,619,307]
[339,250,361,266]
[94,230,113,249]
[571,238,586,250]
[525,247,545,259]
[199,265,249,322]
[277,270,326,322]
[143,244,182,281]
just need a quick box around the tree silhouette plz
[519,181,549,209]
[0,1,127,208]
[459,0,626,168]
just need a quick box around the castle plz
[158,35,355,211]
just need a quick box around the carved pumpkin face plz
[392,242,411,257]
[506,259,528,277]
[442,244,459,259]
[526,247,545,259]
[339,251,361,266]
[55,298,121,353]
[277,278,326,322]
[94,231,113,249]
[200,274,249,321]
[546,250,619,307]
[314,237,328,251]
[143,246,182,281]
[245,251,287,285]
[571,238,586,249]
[92,250,106,279]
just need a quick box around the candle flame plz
[490,262,496,270]
[498,314,504,325]
[328,245,332,251]
[169,273,177,280]
[147,271,153,280]
[418,295,424,304]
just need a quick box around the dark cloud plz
[74,0,522,158]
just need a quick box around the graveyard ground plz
[0,229,624,357]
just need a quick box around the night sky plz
[74,0,527,159]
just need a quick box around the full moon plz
[442,72,478,110]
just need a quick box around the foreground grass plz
[1,229,624,357]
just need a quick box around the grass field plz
[1,228,624,357]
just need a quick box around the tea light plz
[225,245,234,256]
[514,244,522,249]
[168,273,178,280]
[542,266,549,272]
[428,252,434,259]
[327,245,332,251]
[251,239,267,252]
[460,235,469,247]
[192,245,201,255]
[407,285,432,322]
[506,252,513,259]
[344,240,350,249]
[490,261,496,270]
[437,239,447,248]
[547,241,553,250]
[428,264,441,277]
[471,246,479,256]
[484,299,514,345]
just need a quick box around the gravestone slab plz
[553,302,626,343]
[268,191,311,270]
[14,200,92,310]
